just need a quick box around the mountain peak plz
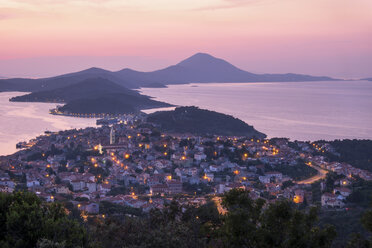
[80,67,109,73]
[176,52,243,74]
[177,53,219,66]
[189,52,215,59]
[177,53,234,68]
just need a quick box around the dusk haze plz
[0,1,372,248]
[0,0,372,78]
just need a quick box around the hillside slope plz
[147,106,266,138]
[10,77,139,103]
[10,77,172,114]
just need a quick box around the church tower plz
[110,126,115,145]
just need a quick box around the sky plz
[0,0,371,78]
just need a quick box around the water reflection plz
[0,92,96,156]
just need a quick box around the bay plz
[140,80,372,141]
[0,92,96,156]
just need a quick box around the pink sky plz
[0,0,371,78]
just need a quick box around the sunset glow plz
[0,0,371,77]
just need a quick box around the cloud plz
[192,0,272,11]
[0,13,10,20]
[0,8,24,20]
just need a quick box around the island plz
[10,77,172,116]
[147,106,266,138]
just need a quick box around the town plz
[1,115,371,217]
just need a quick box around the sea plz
[0,80,371,156]
[0,92,96,156]
[140,80,372,142]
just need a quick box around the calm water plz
[141,81,372,141]
[0,81,371,155]
[0,92,96,156]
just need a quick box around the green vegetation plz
[10,78,171,115]
[319,208,369,247]
[59,94,170,115]
[99,201,142,217]
[6,189,372,247]
[182,182,213,195]
[347,178,372,207]
[147,106,266,138]
[0,192,88,248]
[274,160,318,181]
[326,139,372,172]
[9,78,137,103]
[107,186,127,196]
[324,172,344,192]
[220,189,335,248]
[318,175,372,246]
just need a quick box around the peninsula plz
[147,106,266,138]
[10,78,172,116]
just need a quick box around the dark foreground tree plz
[220,188,336,248]
[0,192,88,248]
[1,189,338,248]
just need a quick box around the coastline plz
[140,80,372,141]
[1,79,372,156]
[0,92,97,156]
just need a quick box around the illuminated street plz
[296,163,328,184]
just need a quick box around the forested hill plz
[58,94,170,115]
[9,77,139,103]
[324,139,372,172]
[147,106,266,138]
[10,77,171,114]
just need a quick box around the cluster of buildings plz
[0,119,369,215]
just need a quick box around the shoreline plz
[138,78,372,91]
[140,80,372,141]
[1,79,371,157]
[0,92,97,156]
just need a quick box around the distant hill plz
[114,53,336,87]
[10,77,171,114]
[0,78,41,92]
[0,53,337,92]
[58,94,169,114]
[363,78,372,81]
[147,106,266,138]
[9,77,139,103]
[0,67,134,92]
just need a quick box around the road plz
[296,162,328,184]
[212,196,227,215]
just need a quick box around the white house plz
[333,187,352,197]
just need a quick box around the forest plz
[1,189,372,248]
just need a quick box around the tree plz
[221,188,265,247]
[220,188,336,248]
[105,159,113,167]
[107,186,127,196]
[282,180,295,189]
[345,234,370,248]
[36,239,66,248]
[0,192,88,248]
